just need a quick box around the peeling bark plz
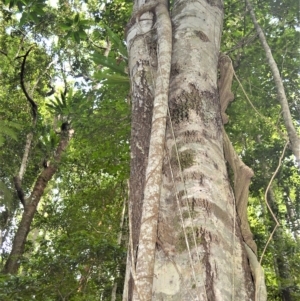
[219,53,267,300]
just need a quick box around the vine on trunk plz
[126,1,172,300]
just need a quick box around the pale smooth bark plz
[245,0,300,167]
[153,1,254,300]
[18,133,33,181]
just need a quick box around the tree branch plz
[0,49,7,56]
[18,46,38,123]
[245,0,300,167]
[3,127,74,274]
[13,176,25,207]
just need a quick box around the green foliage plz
[0,120,21,146]
[92,54,127,75]
[0,0,130,299]
[59,13,92,43]
[0,181,13,209]
[223,0,300,298]
[104,26,128,58]
[0,0,299,299]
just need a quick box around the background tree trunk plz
[3,129,73,274]
[245,0,300,166]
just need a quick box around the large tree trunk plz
[124,0,264,300]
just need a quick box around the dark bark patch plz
[194,30,210,42]
[192,198,211,214]
[201,229,216,300]
[176,190,185,200]
[129,60,154,249]
[170,149,196,170]
[199,89,223,134]
[182,171,205,185]
[184,198,232,229]
[169,84,222,135]
[182,130,205,143]
[177,226,202,252]
[171,62,180,76]
[169,96,190,124]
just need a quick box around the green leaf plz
[78,29,87,39]
[73,31,80,44]
[4,121,22,130]
[19,12,28,26]
[31,4,45,16]
[8,0,15,9]
[0,120,21,142]
[16,0,25,11]
[59,23,73,31]
[104,26,128,58]
[0,181,13,207]
[74,13,79,24]
[94,73,129,86]
[29,11,39,22]
[0,127,18,140]
[46,98,64,114]
[92,53,127,75]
